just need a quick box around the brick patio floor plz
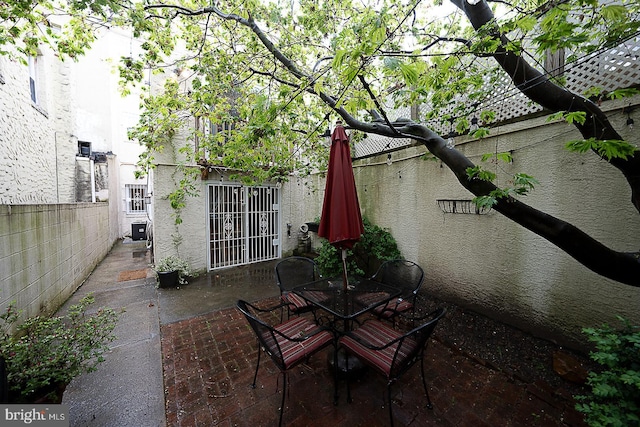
[161,297,587,427]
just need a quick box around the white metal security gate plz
[207,184,280,270]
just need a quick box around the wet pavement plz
[62,239,587,426]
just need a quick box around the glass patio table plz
[293,276,402,380]
[292,276,401,331]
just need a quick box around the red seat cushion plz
[373,298,413,318]
[281,292,310,312]
[282,291,329,313]
[340,320,418,377]
[270,317,333,369]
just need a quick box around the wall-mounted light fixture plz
[624,106,634,129]
[470,116,479,132]
[469,102,480,133]
[386,153,392,165]
[445,117,456,149]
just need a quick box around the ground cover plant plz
[575,317,640,427]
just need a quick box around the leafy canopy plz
[4,0,637,185]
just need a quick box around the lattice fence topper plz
[353,36,640,159]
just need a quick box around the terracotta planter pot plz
[157,270,179,288]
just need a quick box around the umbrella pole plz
[341,249,348,292]
[341,248,349,331]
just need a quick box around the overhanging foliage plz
[2,0,639,285]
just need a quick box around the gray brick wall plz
[0,203,112,323]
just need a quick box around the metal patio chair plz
[369,259,425,326]
[338,307,447,427]
[236,299,336,427]
[275,256,320,319]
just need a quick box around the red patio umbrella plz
[318,121,364,292]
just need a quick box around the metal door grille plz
[208,184,280,270]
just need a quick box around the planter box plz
[157,270,179,288]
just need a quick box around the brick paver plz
[161,298,586,426]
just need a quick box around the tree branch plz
[358,75,402,135]
[450,0,640,213]
[142,1,640,286]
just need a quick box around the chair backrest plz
[275,256,318,292]
[388,307,446,379]
[371,259,424,298]
[236,300,287,371]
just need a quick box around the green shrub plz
[0,294,118,403]
[315,217,402,277]
[575,316,640,427]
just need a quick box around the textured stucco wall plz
[0,50,77,204]
[350,104,640,348]
[152,162,208,275]
[151,168,324,273]
[0,203,112,323]
[279,174,326,255]
[151,131,197,267]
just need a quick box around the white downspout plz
[90,158,96,203]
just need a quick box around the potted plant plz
[0,294,118,403]
[154,255,191,288]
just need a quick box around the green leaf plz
[515,16,537,32]
[600,5,628,21]
[399,62,419,85]
[547,112,565,122]
[496,152,513,164]
[565,111,587,125]
[596,139,638,161]
[607,88,640,100]
[470,127,491,139]
[513,173,538,191]
[473,195,498,209]
[466,166,496,182]
[565,139,594,154]
[566,138,638,160]
[479,111,496,123]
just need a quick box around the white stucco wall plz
[152,163,208,273]
[151,167,324,274]
[350,103,640,348]
[280,173,326,255]
[0,50,77,204]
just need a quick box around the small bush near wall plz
[315,217,401,277]
[575,317,640,427]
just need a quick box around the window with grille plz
[126,184,147,213]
